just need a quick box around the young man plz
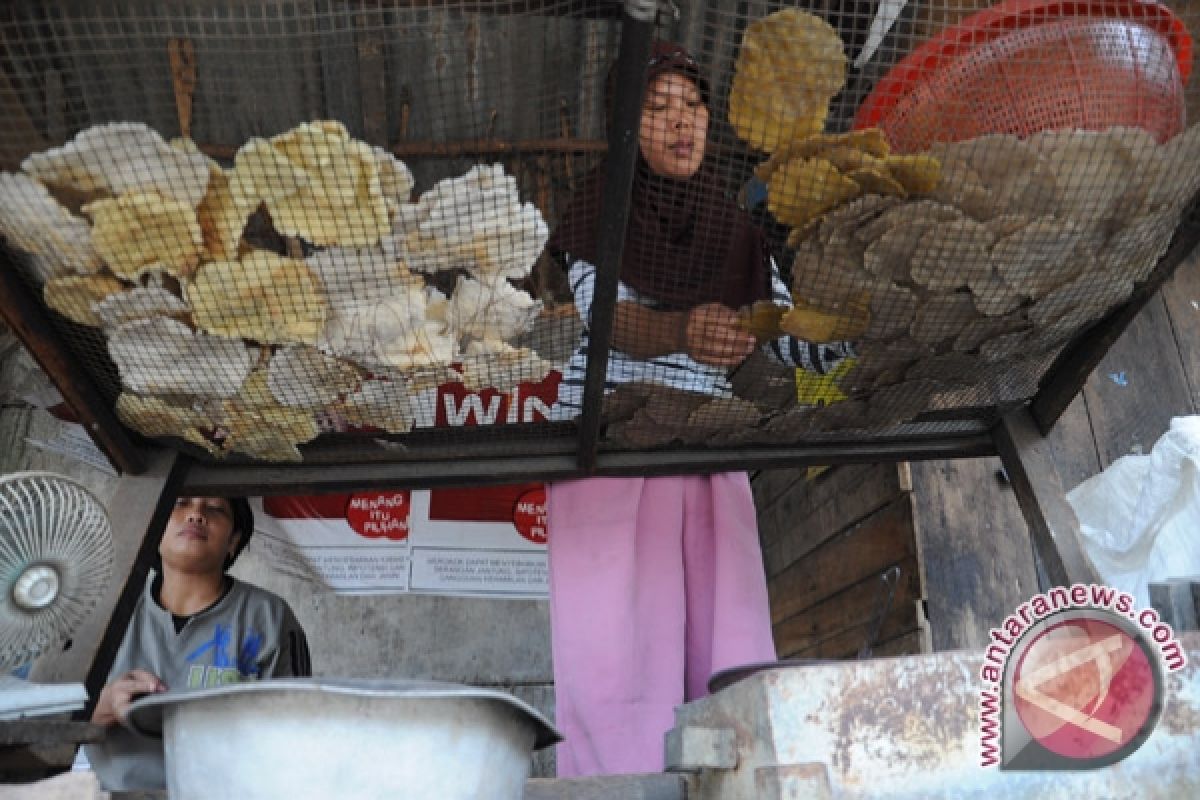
[85,496,310,791]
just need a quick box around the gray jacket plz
[85,574,310,791]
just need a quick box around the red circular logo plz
[1012,618,1156,760]
[346,491,410,541]
[512,488,547,545]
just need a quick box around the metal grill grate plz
[0,0,1199,479]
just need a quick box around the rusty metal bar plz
[0,251,145,474]
[574,12,656,473]
[167,38,197,139]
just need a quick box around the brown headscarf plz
[549,42,771,312]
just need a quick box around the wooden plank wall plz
[907,458,1039,651]
[0,1,615,203]
[756,246,1200,653]
[754,462,930,660]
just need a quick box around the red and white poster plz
[251,369,558,596]
[253,484,548,597]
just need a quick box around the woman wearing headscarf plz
[546,41,854,777]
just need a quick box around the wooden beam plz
[909,458,1040,650]
[356,19,389,148]
[993,407,1102,588]
[0,253,144,474]
[167,38,197,139]
[768,496,916,625]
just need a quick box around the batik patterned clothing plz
[85,575,310,791]
[549,256,855,419]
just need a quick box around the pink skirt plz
[547,472,777,777]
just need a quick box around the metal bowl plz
[127,678,560,800]
[706,659,836,694]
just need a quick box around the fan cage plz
[0,0,1199,473]
[0,471,114,670]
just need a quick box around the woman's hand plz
[92,669,167,727]
[683,303,758,367]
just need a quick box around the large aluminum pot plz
[126,678,560,800]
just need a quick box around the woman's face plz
[159,496,240,575]
[639,72,709,180]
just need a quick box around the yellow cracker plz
[846,166,907,198]
[755,130,892,184]
[780,301,869,343]
[230,368,278,409]
[724,8,849,154]
[231,122,390,247]
[883,154,942,195]
[224,404,318,443]
[219,396,319,462]
[737,300,788,341]
[373,146,415,220]
[84,190,203,280]
[816,146,883,173]
[221,426,308,463]
[767,157,860,228]
[793,129,892,161]
[195,160,252,261]
[188,250,328,345]
[738,9,846,95]
[729,79,828,153]
[116,393,219,454]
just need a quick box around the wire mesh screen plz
[0,0,1199,468]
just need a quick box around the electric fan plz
[0,472,113,671]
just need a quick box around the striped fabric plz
[548,257,855,420]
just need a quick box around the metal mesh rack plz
[1,0,1199,491]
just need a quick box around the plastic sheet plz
[1068,415,1200,608]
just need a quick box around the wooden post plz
[167,38,197,140]
[993,407,1102,588]
[356,17,388,148]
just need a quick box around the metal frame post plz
[574,6,656,472]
